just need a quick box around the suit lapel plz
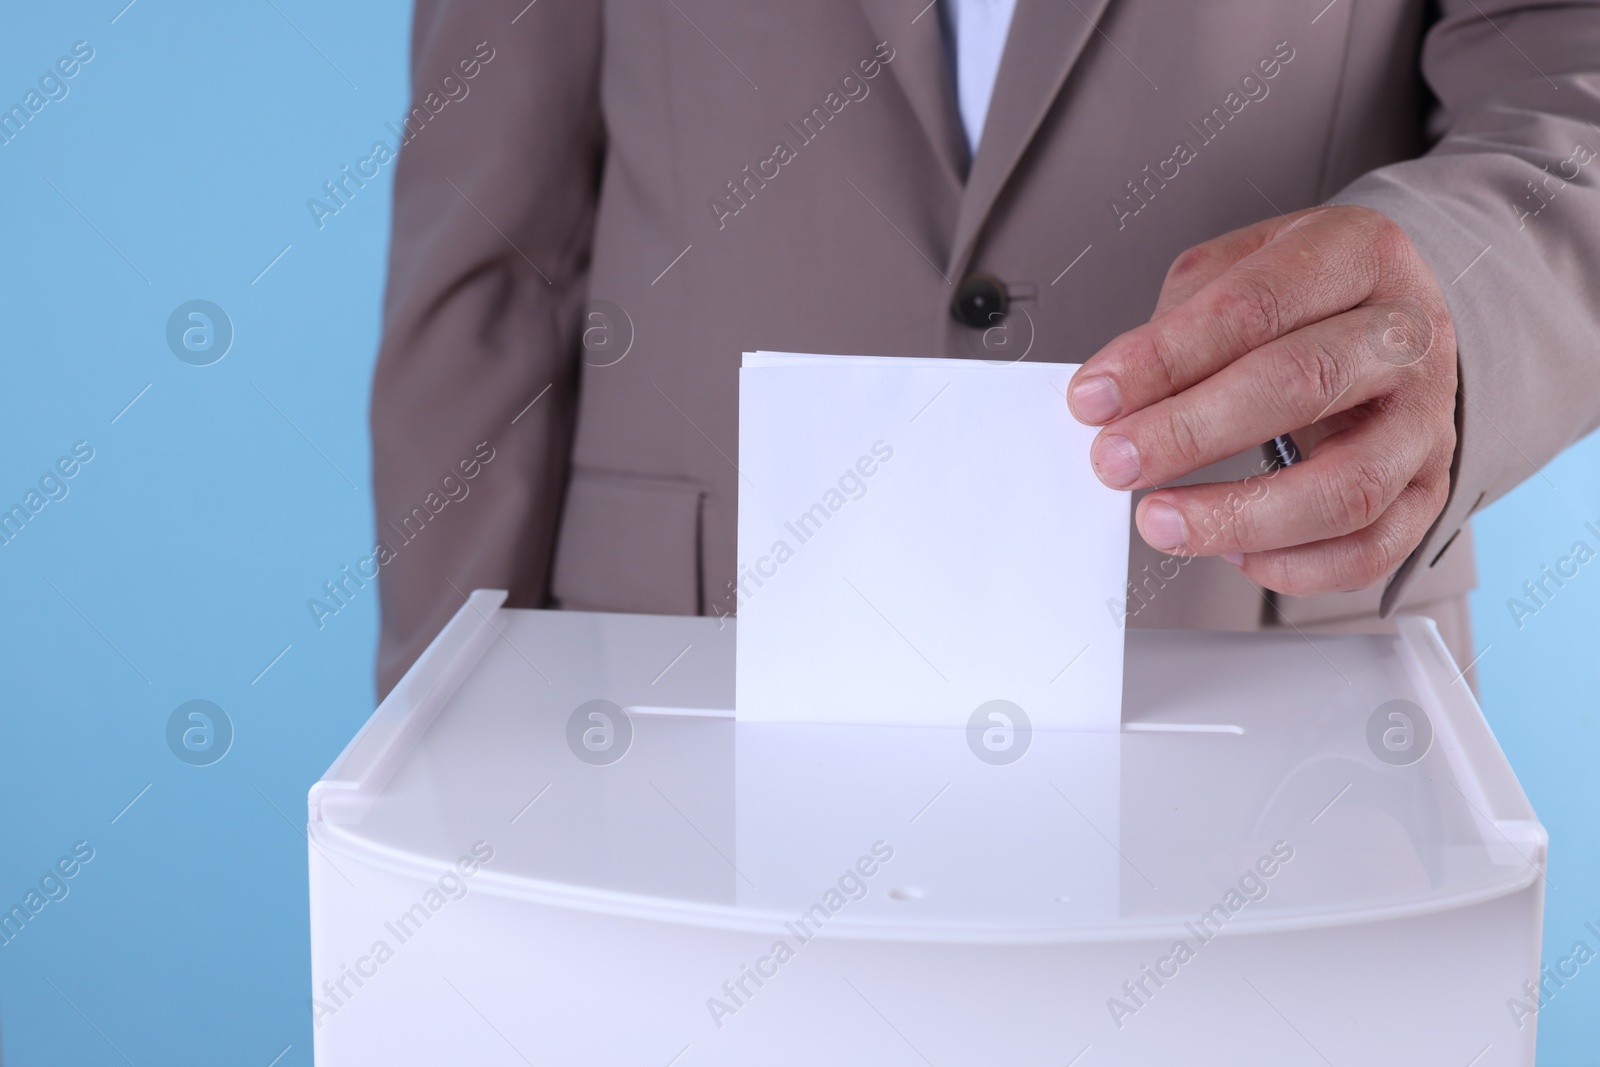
[856,0,968,191]
[948,0,1115,275]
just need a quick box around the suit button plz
[952,272,1008,329]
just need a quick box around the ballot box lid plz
[308,592,1545,945]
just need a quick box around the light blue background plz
[0,2,1595,1064]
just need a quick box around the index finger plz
[1067,206,1395,426]
[1149,213,1287,319]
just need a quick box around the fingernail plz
[1222,552,1244,566]
[1069,376,1122,424]
[1141,501,1187,550]
[1093,435,1142,489]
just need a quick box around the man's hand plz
[1067,206,1458,597]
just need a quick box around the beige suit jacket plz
[370,0,1600,695]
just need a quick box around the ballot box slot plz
[1122,722,1243,735]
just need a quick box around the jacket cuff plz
[1328,175,1496,616]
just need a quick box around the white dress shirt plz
[941,0,1019,157]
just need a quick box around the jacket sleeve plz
[1326,0,1600,615]
[370,0,604,696]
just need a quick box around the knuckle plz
[1212,271,1285,349]
[1258,548,1326,598]
[1423,301,1456,364]
[1138,327,1185,394]
[1348,204,1390,231]
[1146,404,1209,472]
[1422,434,1456,486]
[1317,460,1391,534]
[1370,211,1409,257]
[1350,205,1403,253]
[1362,211,1423,292]
[1373,303,1428,369]
[1192,486,1259,551]
[1378,298,1454,374]
[1342,529,1401,589]
[1269,334,1350,414]
[1167,242,1218,283]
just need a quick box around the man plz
[371,0,1600,696]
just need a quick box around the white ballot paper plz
[736,351,1131,730]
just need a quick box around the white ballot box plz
[307,592,1546,1066]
